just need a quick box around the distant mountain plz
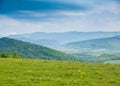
[8,31,120,47]
[31,39,60,47]
[0,37,78,61]
[66,35,120,51]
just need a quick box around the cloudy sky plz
[0,0,120,36]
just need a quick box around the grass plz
[0,58,120,86]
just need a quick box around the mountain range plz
[8,31,120,47]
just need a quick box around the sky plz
[0,0,120,36]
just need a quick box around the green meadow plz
[0,58,120,86]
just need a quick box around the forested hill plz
[66,35,120,50]
[0,37,78,61]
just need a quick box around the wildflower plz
[78,70,86,78]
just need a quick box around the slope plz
[66,35,120,51]
[0,37,78,61]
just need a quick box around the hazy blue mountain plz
[66,35,120,51]
[33,39,60,47]
[0,37,79,61]
[8,31,120,47]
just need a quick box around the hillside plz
[0,37,78,61]
[0,58,119,86]
[66,35,120,51]
[8,31,120,47]
[62,36,120,63]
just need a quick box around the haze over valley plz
[0,0,120,85]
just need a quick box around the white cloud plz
[0,14,120,37]
[18,11,47,17]
[0,0,120,36]
[56,11,86,16]
[91,2,120,15]
[2,32,19,37]
[18,10,87,17]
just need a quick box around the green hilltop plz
[0,37,79,61]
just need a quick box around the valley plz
[4,32,120,63]
[1,0,120,85]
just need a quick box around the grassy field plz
[0,58,120,86]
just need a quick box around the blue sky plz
[0,0,120,36]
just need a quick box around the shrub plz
[12,52,20,58]
[0,53,11,58]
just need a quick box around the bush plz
[0,53,11,58]
[12,52,20,58]
[0,53,20,59]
